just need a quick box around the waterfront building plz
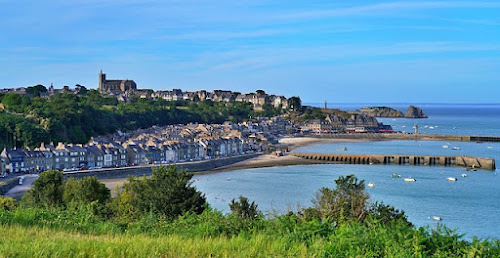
[85,146,105,168]
[1,149,28,173]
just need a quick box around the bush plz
[0,196,17,211]
[63,176,110,208]
[311,174,369,223]
[22,170,64,208]
[229,196,260,220]
[111,165,206,220]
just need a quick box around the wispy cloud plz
[158,29,294,40]
[278,1,500,20]
[184,41,500,72]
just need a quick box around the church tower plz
[98,70,106,92]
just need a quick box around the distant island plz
[357,105,428,118]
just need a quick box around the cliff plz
[405,105,428,118]
[357,106,404,117]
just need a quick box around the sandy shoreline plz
[100,137,366,191]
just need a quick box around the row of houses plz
[149,90,289,109]
[0,137,245,174]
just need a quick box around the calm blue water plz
[193,105,500,240]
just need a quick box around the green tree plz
[22,170,65,208]
[63,176,110,208]
[229,195,260,220]
[115,166,206,219]
[256,89,266,95]
[311,174,369,223]
[287,96,302,112]
[26,85,47,97]
[75,84,88,95]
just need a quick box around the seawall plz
[291,153,496,170]
[63,154,259,179]
[0,178,19,196]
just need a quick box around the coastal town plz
[0,72,400,176]
[0,114,396,176]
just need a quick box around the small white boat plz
[367,182,375,188]
[432,216,442,221]
[487,146,493,149]
[404,178,416,182]
[446,177,458,181]
[429,126,435,129]
[442,145,449,149]
[452,147,461,150]
[392,173,402,178]
[453,126,457,130]
[461,173,467,177]
[337,147,348,151]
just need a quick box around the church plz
[98,70,137,93]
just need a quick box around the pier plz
[291,153,496,170]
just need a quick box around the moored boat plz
[404,177,416,182]
[442,145,449,149]
[446,177,458,181]
[461,173,467,177]
[432,216,442,221]
[392,173,402,178]
[452,146,461,150]
[367,182,375,188]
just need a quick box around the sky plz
[1,1,499,103]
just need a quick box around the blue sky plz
[1,1,499,103]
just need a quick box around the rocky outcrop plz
[357,106,405,117]
[405,105,428,118]
[357,106,428,118]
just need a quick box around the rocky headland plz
[405,105,428,118]
[357,105,427,118]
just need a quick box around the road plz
[5,174,38,200]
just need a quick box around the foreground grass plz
[1,208,500,257]
[0,224,313,257]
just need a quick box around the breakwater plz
[63,154,259,179]
[291,153,496,170]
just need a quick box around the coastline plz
[100,137,366,191]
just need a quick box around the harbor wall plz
[63,154,259,179]
[291,153,496,170]
[0,178,19,195]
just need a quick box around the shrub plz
[22,170,64,208]
[229,196,260,220]
[63,176,110,208]
[111,165,206,220]
[0,196,17,211]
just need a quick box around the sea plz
[194,104,500,240]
